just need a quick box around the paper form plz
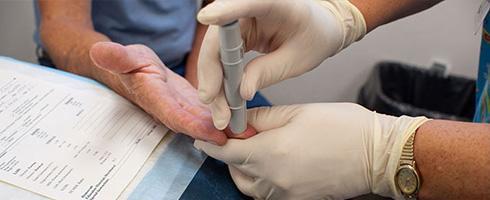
[0,63,168,199]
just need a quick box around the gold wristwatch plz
[395,132,420,200]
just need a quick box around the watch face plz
[396,167,418,195]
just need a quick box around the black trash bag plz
[358,61,475,122]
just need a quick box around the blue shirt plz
[475,10,490,123]
[34,0,197,68]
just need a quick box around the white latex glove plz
[197,0,366,130]
[194,103,429,200]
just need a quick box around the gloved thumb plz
[240,48,300,100]
[247,105,301,132]
[198,0,274,25]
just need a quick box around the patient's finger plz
[225,124,257,139]
[89,42,157,74]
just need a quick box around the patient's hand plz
[89,42,227,145]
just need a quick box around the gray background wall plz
[0,0,37,63]
[0,0,483,105]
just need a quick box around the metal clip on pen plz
[219,21,246,134]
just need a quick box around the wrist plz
[348,0,378,32]
[371,114,429,199]
[317,0,367,52]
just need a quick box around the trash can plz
[358,61,476,122]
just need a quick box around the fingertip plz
[197,9,218,25]
[197,1,225,25]
[245,92,255,101]
[209,94,231,130]
[225,124,257,139]
[205,129,228,146]
[213,117,229,130]
[197,119,228,146]
[90,42,125,59]
[89,42,129,72]
[214,134,228,146]
[198,0,274,26]
[240,78,257,101]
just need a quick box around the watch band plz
[399,133,415,166]
[396,132,420,200]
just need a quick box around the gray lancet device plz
[219,21,246,134]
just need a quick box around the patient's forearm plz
[39,0,126,96]
[41,22,111,79]
[414,120,490,199]
[350,0,443,32]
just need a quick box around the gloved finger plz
[194,106,300,161]
[209,90,231,130]
[240,48,299,100]
[194,138,257,164]
[90,42,157,74]
[198,26,223,104]
[197,0,275,26]
[228,166,256,197]
[247,105,301,132]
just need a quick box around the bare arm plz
[39,0,127,95]
[414,120,490,199]
[350,0,444,32]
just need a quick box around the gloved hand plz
[197,0,367,130]
[194,103,429,199]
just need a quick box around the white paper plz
[0,59,168,200]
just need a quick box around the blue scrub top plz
[33,0,197,68]
[475,11,490,123]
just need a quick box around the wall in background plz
[0,0,36,63]
[0,0,483,105]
